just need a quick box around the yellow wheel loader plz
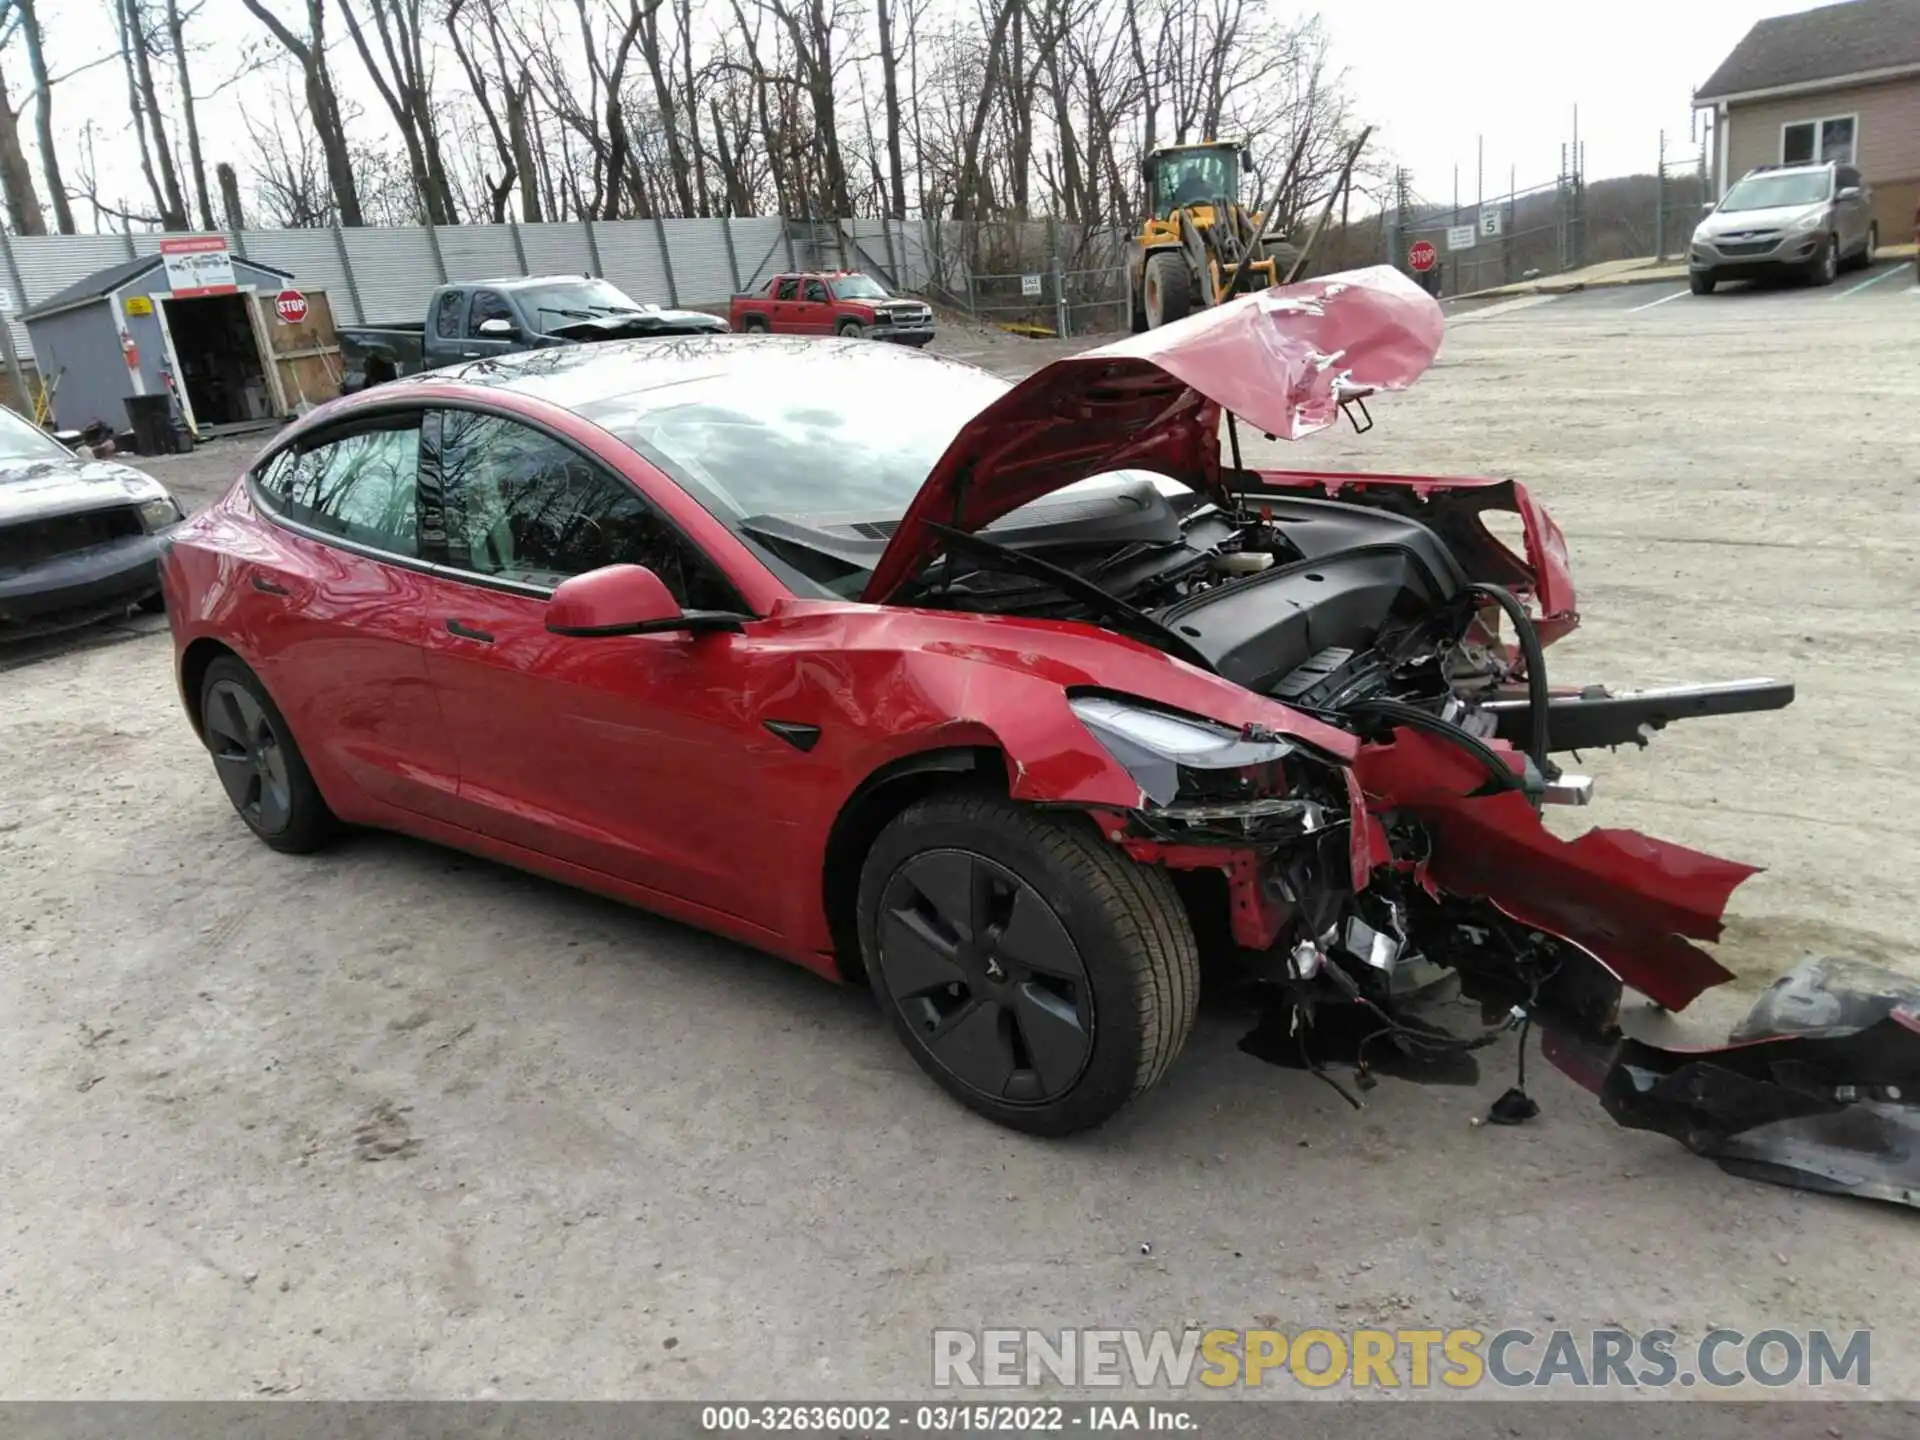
[1127,140,1302,332]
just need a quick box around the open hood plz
[861,265,1445,603]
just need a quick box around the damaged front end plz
[868,264,1915,1208]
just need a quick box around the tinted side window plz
[774,278,799,300]
[467,289,515,333]
[803,280,829,303]
[433,290,465,339]
[256,421,421,556]
[436,411,736,609]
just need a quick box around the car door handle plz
[445,619,494,644]
[251,574,289,595]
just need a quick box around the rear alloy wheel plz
[857,792,1199,1135]
[742,316,770,334]
[1689,271,1716,295]
[1809,235,1838,286]
[200,656,336,854]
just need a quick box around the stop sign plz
[274,289,310,325]
[1408,240,1437,273]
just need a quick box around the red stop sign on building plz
[1408,240,1438,273]
[274,289,310,325]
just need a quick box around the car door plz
[242,411,462,821]
[799,278,835,334]
[462,288,520,358]
[771,276,800,330]
[416,405,790,932]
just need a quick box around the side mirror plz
[478,317,518,338]
[544,564,747,638]
[1700,201,1716,215]
[1837,185,1863,201]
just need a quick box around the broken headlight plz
[137,496,183,531]
[1069,694,1298,808]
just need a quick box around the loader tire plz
[1143,252,1195,329]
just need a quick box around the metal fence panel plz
[731,219,788,292]
[593,219,671,306]
[243,229,363,324]
[661,219,733,304]
[518,222,595,276]
[437,224,522,282]
[340,226,443,324]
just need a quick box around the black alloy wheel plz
[858,792,1199,1135]
[199,655,337,853]
[878,848,1095,1104]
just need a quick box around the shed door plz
[248,288,345,415]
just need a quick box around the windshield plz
[519,277,644,322]
[830,274,892,301]
[0,405,72,465]
[1153,147,1240,216]
[1718,171,1830,212]
[588,352,1010,526]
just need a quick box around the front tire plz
[199,656,337,854]
[835,318,864,338]
[1808,235,1838,286]
[1143,252,1195,329]
[1689,271,1716,295]
[1860,223,1878,269]
[857,792,1199,1135]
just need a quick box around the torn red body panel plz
[1351,727,1752,1012]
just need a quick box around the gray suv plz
[1690,161,1877,293]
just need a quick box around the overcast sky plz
[30,0,1811,226]
[1320,0,1812,203]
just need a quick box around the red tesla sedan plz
[165,269,1834,1168]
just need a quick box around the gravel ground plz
[2,275,1916,1401]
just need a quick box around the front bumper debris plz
[1548,957,1920,1207]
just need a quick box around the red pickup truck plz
[728,271,935,346]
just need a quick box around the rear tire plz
[1143,252,1195,329]
[1689,271,1716,295]
[199,656,337,854]
[741,315,770,333]
[857,792,1199,1136]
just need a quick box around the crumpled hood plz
[549,308,728,342]
[0,455,172,527]
[862,265,1444,603]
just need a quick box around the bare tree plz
[339,0,458,223]
[13,0,78,233]
[238,0,365,225]
[114,0,190,229]
[164,0,218,230]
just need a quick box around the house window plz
[1782,116,1856,166]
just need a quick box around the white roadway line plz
[1836,264,1908,297]
[1625,287,1691,313]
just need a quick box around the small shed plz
[22,243,301,439]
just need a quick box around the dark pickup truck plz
[339,275,727,391]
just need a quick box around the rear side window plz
[774,278,798,300]
[255,419,422,557]
[433,290,465,339]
